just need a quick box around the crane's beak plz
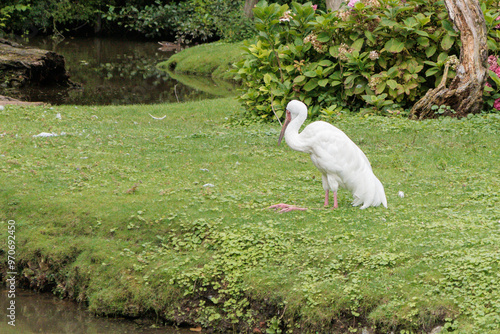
[278,109,291,145]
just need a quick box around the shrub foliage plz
[234,0,500,119]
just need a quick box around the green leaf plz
[264,73,272,85]
[304,71,317,78]
[425,67,440,77]
[330,80,342,87]
[416,14,431,26]
[441,20,456,33]
[387,79,398,90]
[425,45,437,58]
[351,38,364,52]
[345,74,360,85]
[441,33,454,50]
[437,52,449,63]
[318,79,329,87]
[354,1,365,10]
[403,17,418,28]
[417,37,429,47]
[365,30,375,44]
[378,57,387,69]
[329,45,339,58]
[303,79,319,91]
[489,70,500,86]
[387,67,398,78]
[375,81,387,94]
[317,32,331,43]
[380,18,397,28]
[384,38,405,53]
[318,59,333,67]
[294,75,306,83]
[415,30,429,37]
[354,83,365,94]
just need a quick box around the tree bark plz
[410,0,488,119]
[326,0,345,11]
[244,0,259,18]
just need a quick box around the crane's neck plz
[285,111,308,153]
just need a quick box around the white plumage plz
[275,100,387,210]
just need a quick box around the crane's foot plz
[268,203,307,213]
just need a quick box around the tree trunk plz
[244,0,259,18]
[326,0,345,11]
[0,39,76,88]
[410,0,488,119]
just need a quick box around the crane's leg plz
[324,190,329,207]
[333,191,338,209]
[268,203,307,213]
[325,175,339,209]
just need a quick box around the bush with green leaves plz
[0,4,31,37]
[0,0,106,37]
[104,0,256,43]
[234,0,500,120]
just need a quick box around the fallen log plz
[0,94,45,106]
[0,38,78,90]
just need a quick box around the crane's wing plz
[299,121,371,175]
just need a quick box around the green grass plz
[158,42,244,80]
[0,99,499,333]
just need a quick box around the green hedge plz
[0,0,256,43]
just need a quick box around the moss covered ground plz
[0,98,499,333]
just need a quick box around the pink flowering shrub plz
[236,0,500,118]
[486,55,500,110]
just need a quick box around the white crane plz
[269,100,387,212]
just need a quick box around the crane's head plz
[278,100,307,145]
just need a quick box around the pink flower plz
[494,98,500,111]
[488,55,499,72]
[495,15,500,29]
[348,0,360,8]
[312,4,318,10]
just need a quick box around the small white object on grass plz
[149,113,166,120]
[32,132,67,138]
[203,183,215,188]
[0,105,4,111]
[33,132,58,138]
[398,191,405,198]
[56,113,62,119]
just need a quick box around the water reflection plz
[0,289,191,334]
[17,37,234,105]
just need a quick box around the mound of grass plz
[0,99,499,333]
[158,42,244,80]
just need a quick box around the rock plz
[429,326,444,334]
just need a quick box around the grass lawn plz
[0,98,499,333]
[158,42,244,80]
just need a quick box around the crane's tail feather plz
[350,171,387,209]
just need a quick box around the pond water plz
[0,289,192,334]
[17,36,236,105]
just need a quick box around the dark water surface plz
[0,289,191,334]
[19,37,231,105]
